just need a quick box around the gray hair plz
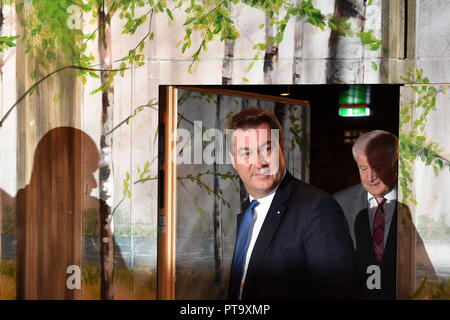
[352,130,399,163]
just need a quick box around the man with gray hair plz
[334,130,398,300]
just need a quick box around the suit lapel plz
[243,173,294,293]
[355,184,368,215]
[356,210,376,254]
[353,185,371,250]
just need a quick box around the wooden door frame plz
[157,85,310,300]
[157,86,177,300]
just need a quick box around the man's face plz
[356,144,397,198]
[230,122,285,199]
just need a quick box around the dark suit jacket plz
[228,172,360,300]
[334,183,397,300]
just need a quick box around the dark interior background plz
[194,84,401,195]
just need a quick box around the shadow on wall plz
[397,202,449,300]
[0,127,153,299]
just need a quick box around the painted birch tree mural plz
[212,95,224,298]
[13,0,85,299]
[263,13,277,83]
[397,68,450,299]
[222,38,234,84]
[292,0,304,84]
[0,0,389,300]
[96,0,115,300]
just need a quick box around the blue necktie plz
[231,199,259,298]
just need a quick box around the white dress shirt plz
[238,170,286,299]
[367,185,397,246]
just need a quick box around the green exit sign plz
[339,106,371,117]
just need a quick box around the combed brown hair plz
[225,106,284,153]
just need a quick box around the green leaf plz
[53,93,61,102]
[402,115,411,124]
[139,41,145,53]
[166,8,173,20]
[433,166,440,176]
[183,17,196,26]
[357,29,382,51]
[88,72,100,79]
[120,62,126,77]
[213,23,222,34]
[29,86,37,96]
[400,106,410,115]
[224,16,233,24]
[370,41,381,51]
[242,77,249,82]
[416,68,423,79]
[276,32,284,43]
[328,21,337,31]
[416,135,426,145]
[147,98,157,105]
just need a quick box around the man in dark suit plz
[226,107,360,300]
[334,130,398,300]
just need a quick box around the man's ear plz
[393,157,399,174]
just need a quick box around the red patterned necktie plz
[372,197,386,265]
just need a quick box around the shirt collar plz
[367,183,397,202]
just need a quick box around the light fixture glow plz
[280,86,290,96]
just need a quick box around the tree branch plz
[132,8,154,52]
[0,64,128,127]
[104,102,158,136]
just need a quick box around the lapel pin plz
[277,211,280,215]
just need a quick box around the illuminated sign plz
[338,105,371,117]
